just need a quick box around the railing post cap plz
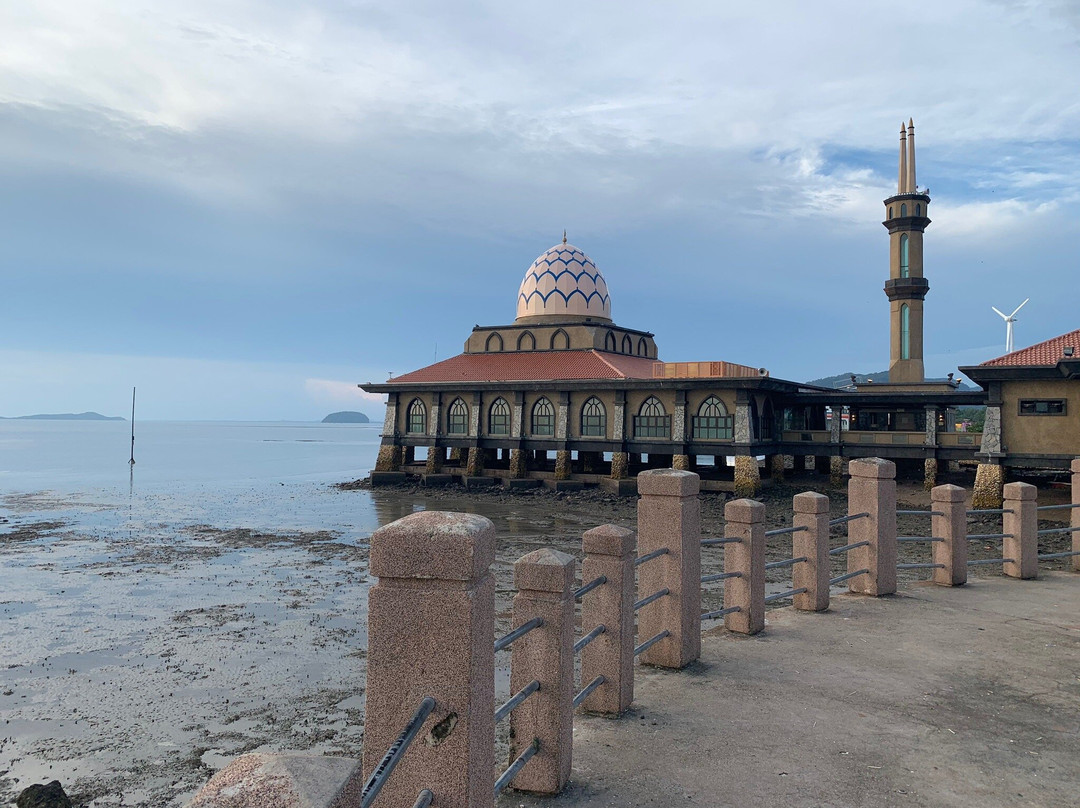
[793,491,830,514]
[725,497,765,522]
[931,483,966,503]
[583,524,636,556]
[1003,481,1037,501]
[848,457,896,479]
[514,547,576,593]
[1071,457,1080,474]
[370,511,495,581]
[637,468,700,497]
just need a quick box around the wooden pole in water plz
[129,387,136,466]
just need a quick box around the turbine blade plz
[991,307,1007,318]
[1011,298,1029,317]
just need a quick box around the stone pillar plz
[579,525,635,716]
[804,456,816,472]
[364,512,495,808]
[829,407,842,444]
[613,391,626,442]
[792,492,830,612]
[1072,458,1080,573]
[512,392,524,439]
[723,498,765,635]
[556,393,569,441]
[636,470,701,668]
[469,393,481,437]
[846,458,897,597]
[381,395,399,438]
[509,448,527,479]
[924,405,938,446]
[980,406,1002,454]
[769,454,785,483]
[829,456,845,487]
[1003,482,1038,580]
[972,463,1004,510]
[672,454,691,471]
[931,484,967,586]
[428,392,442,438]
[465,446,484,476]
[375,444,403,472]
[923,457,938,491]
[554,450,571,480]
[735,400,753,443]
[734,455,760,498]
[610,452,629,480]
[425,446,444,474]
[508,549,575,794]
[673,390,687,444]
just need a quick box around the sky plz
[1,0,1078,420]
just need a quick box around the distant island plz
[0,412,125,421]
[322,411,371,423]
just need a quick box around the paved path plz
[508,573,1080,808]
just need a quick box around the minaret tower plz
[883,119,931,384]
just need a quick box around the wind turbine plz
[991,299,1029,353]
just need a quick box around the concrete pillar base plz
[610,452,629,480]
[375,444,402,472]
[465,446,484,476]
[923,458,938,491]
[554,450,571,480]
[829,456,845,487]
[425,447,444,475]
[672,454,691,471]
[509,449,527,479]
[769,454,784,483]
[972,463,1004,510]
[733,456,761,499]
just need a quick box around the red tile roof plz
[980,328,1080,367]
[389,350,660,384]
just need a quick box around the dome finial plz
[562,229,567,244]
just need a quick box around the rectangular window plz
[489,414,511,434]
[1018,399,1066,416]
[532,415,554,436]
[693,415,734,440]
[448,414,468,434]
[581,416,605,437]
[634,415,671,439]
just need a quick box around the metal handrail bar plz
[573,675,606,708]
[574,625,606,654]
[829,512,870,527]
[897,562,946,570]
[764,525,808,537]
[967,558,1014,565]
[495,680,540,724]
[634,588,670,612]
[897,510,944,516]
[702,538,741,547]
[966,533,1012,541]
[829,569,869,585]
[1038,551,1080,561]
[412,790,434,808]
[765,556,807,570]
[574,575,607,600]
[701,605,741,621]
[494,739,539,797]
[898,536,943,542]
[1038,526,1080,536]
[1037,503,1080,511]
[634,629,670,656]
[701,571,742,584]
[636,547,670,567]
[360,697,437,808]
[967,508,1013,515]
[763,587,808,604]
[829,540,870,556]
[495,617,544,653]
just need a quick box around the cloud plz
[304,378,385,406]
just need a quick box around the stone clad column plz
[556,392,569,441]
[723,498,765,634]
[508,549,575,795]
[1072,458,1080,573]
[931,484,967,586]
[734,394,759,497]
[612,391,626,442]
[429,392,442,438]
[792,492,830,612]
[382,394,399,438]
[364,512,495,808]
[512,392,524,439]
[636,469,701,668]
[1003,482,1038,579]
[846,458,897,596]
[973,406,1004,509]
[579,525,635,716]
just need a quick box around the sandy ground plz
[1,473,1074,807]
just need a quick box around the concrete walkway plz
[508,573,1080,808]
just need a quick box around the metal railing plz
[829,540,870,556]
[495,617,544,652]
[897,536,943,542]
[495,680,540,723]
[495,739,539,797]
[701,571,741,583]
[967,533,1012,541]
[1037,503,1080,511]
[574,575,606,599]
[634,629,670,656]
[829,569,869,586]
[764,525,808,537]
[967,508,1013,516]
[1038,551,1080,561]
[967,558,1014,566]
[897,562,946,570]
[411,790,433,808]
[574,625,606,653]
[897,510,944,516]
[636,547,670,567]
[829,512,869,527]
[701,537,741,547]
[1037,526,1080,536]
[573,675,605,708]
[361,697,436,808]
[765,556,806,570]
[701,605,741,621]
[634,588,670,611]
[764,587,808,604]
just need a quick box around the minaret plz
[883,119,931,384]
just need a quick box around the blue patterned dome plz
[515,241,611,322]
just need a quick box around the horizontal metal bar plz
[702,537,741,547]
[764,525,809,537]
[967,558,1014,566]
[635,547,670,567]
[495,617,544,653]
[966,533,1012,541]
[494,739,539,797]
[573,675,606,708]
[967,508,1014,515]
[766,556,807,570]
[634,629,670,656]
[896,510,944,516]
[1037,503,1080,511]
[634,588,670,612]
[1038,551,1080,561]
[1038,526,1080,535]
[898,536,944,543]
[701,571,742,583]
[495,679,540,724]
[701,605,742,621]
[361,697,437,808]
[829,569,869,585]
[897,562,946,570]
[829,540,871,556]
[763,587,808,604]
[574,624,606,654]
[412,790,434,808]
[829,512,870,526]
[574,574,607,600]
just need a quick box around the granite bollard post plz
[508,549,576,794]
[1072,458,1080,573]
[846,458,897,596]
[580,525,635,716]
[1003,482,1038,579]
[363,512,495,808]
[723,499,765,635]
[792,492,830,611]
[931,484,967,586]
[636,469,701,668]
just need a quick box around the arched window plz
[488,397,511,435]
[900,203,907,217]
[899,234,909,278]
[915,203,921,216]
[406,398,426,434]
[517,331,536,351]
[634,396,670,438]
[888,206,893,219]
[581,397,606,437]
[605,331,617,352]
[637,337,648,356]
[447,398,468,435]
[531,397,555,436]
[621,334,633,353]
[550,329,569,351]
[693,396,733,440]
[485,332,503,352]
[901,304,911,360]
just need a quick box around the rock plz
[16,781,72,808]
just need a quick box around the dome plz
[515,241,612,322]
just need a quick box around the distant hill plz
[322,411,371,423]
[806,371,977,391]
[0,412,124,421]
